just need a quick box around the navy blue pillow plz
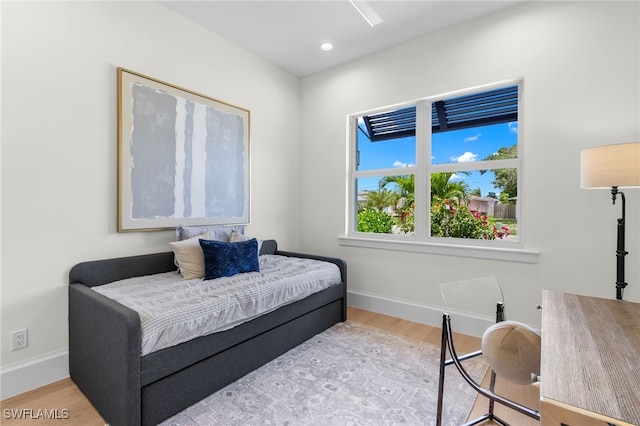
[199,238,260,280]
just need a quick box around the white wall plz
[300,1,640,328]
[1,1,302,398]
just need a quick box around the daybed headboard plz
[260,239,277,255]
[70,239,278,288]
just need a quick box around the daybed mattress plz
[93,254,342,355]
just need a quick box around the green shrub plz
[357,209,395,234]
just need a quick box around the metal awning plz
[360,85,518,142]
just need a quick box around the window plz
[346,81,525,253]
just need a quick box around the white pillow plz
[169,232,211,280]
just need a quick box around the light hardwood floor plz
[0,307,539,425]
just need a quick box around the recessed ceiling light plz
[320,42,333,51]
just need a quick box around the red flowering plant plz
[430,199,509,240]
[493,221,510,239]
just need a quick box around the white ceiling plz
[158,1,524,77]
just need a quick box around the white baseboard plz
[347,289,494,338]
[0,349,69,400]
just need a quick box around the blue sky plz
[357,121,518,197]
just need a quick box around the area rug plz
[160,321,487,426]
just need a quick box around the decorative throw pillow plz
[199,238,260,280]
[169,233,211,280]
[229,229,264,253]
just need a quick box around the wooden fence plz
[494,204,516,219]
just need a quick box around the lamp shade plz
[580,142,640,189]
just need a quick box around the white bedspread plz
[93,255,341,355]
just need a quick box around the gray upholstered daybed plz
[68,238,347,426]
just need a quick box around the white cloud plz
[393,160,414,167]
[508,122,518,134]
[464,133,481,142]
[449,173,466,181]
[450,151,477,163]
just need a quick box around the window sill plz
[338,235,539,263]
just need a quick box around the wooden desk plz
[541,290,640,426]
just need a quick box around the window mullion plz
[430,158,519,173]
[347,116,358,235]
[414,100,429,239]
[353,167,417,179]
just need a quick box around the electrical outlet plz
[11,329,28,351]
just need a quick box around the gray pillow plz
[176,225,245,242]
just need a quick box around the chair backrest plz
[439,276,505,337]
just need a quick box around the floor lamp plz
[580,142,640,300]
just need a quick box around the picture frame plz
[117,68,250,232]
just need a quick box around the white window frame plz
[341,79,539,263]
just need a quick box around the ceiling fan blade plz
[350,0,384,27]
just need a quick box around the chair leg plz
[489,369,497,415]
[436,314,448,426]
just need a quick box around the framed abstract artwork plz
[117,68,250,231]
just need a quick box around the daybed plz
[68,238,347,426]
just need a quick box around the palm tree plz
[362,187,397,212]
[379,175,415,227]
[377,173,471,231]
[380,175,414,202]
[430,172,470,205]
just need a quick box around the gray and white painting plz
[129,83,247,221]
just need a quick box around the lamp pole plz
[581,142,639,301]
[612,186,627,300]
